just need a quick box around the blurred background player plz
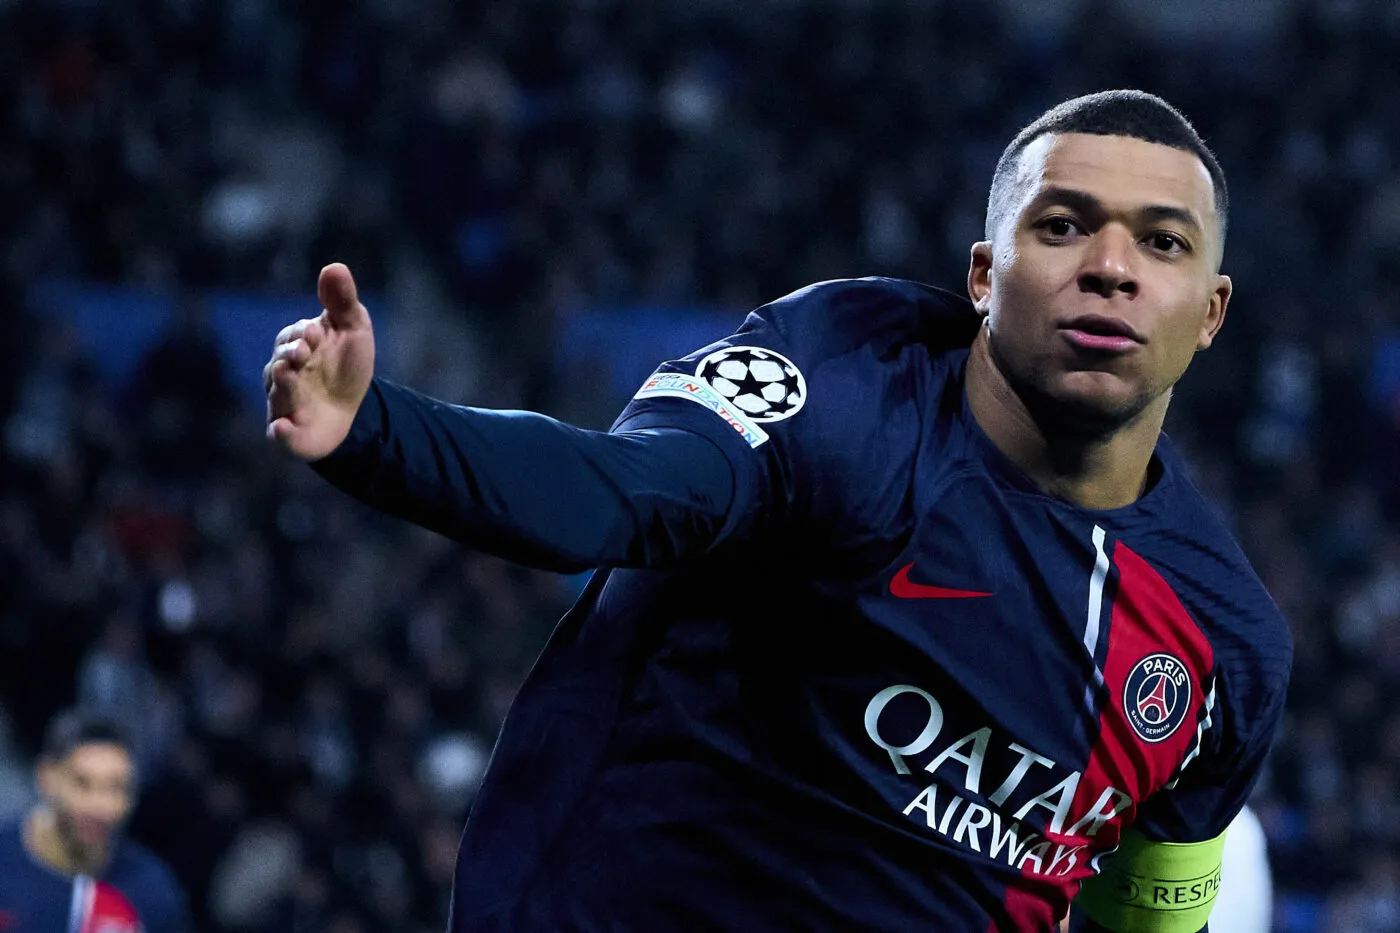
[0,709,189,933]
[1215,805,1274,933]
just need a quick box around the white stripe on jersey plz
[68,874,93,933]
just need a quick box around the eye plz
[1147,232,1189,255]
[1036,216,1083,240]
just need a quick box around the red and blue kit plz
[315,278,1291,932]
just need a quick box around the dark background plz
[1,1,1397,930]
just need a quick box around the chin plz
[1027,372,1150,438]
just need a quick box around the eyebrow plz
[1029,186,1204,235]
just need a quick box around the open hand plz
[264,263,376,460]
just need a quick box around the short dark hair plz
[40,709,133,762]
[986,90,1228,248]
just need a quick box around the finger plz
[317,263,368,329]
[263,354,299,393]
[269,357,298,393]
[266,360,299,415]
[275,319,311,348]
[263,345,302,394]
[272,338,309,368]
[267,384,287,422]
[267,417,297,445]
[301,318,326,351]
[267,383,295,422]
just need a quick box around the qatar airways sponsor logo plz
[633,372,770,448]
[864,684,1132,879]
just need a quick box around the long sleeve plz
[309,378,745,573]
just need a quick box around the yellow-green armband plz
[1075,828,1225,932]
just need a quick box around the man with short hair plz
[266,90,1292,931]
[0,709,188,932]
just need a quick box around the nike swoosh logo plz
[890,563,992,599]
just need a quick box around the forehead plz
[1011,132,1217,224]
[58,743,132,777]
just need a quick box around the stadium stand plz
[2,1,1398,929]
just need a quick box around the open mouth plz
[71,817,113,847]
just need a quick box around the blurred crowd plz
[2,0,1400,930]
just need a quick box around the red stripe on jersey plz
[989,540,1216,932]
[1083,543,1215,803]
[991,885,1059,933]
[79,881,142,933]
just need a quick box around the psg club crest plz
[695,346,807,423]
[1122,653,1192,744]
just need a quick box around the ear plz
[35,760,54,797]
[1196,274,1231,351]
[968,241,994,316]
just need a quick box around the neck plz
[25,807,106,877]
[965,329,1165,510]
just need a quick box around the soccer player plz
[265,91,1292,931]
[0,710,189,933]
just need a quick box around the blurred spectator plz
[0,709,189,931]
[207,820,301,931]
[76,617,154,733]
[0,706,32,823]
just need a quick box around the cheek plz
[51,794,79,821]
[1154,310,1210,375]
[988,268,1040,331]
[993,255,1069,315]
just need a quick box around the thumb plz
[318,262,367,329]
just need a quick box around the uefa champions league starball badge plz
[695,346,807,423]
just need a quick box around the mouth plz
[1059,314,1143,353]
[70,817,113,847]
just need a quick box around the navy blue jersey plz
[315,278,1291,932]
[0,819,188,933]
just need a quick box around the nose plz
[1077,227,1138,299]
[81,787,128,825]
[92,800,124,824]
[76,802,121,832]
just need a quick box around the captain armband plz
[1075,827,1225,932]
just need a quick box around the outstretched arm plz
[265,264,744,573]
[310,379,740,572]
